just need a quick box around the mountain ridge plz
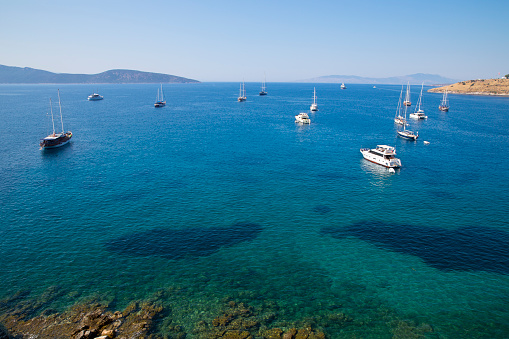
[297,73,459,85]
[0,64,199,84]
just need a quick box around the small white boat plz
[340,83,346,89]
[295,113,311,124]
[310,87,318,111]
[88,92,103,101]
[409,111,427,119]
[409,83,427,119]
[424,141,430,145]
[373,86,376,89]
[360,145,401,168]
[238,81,246,102]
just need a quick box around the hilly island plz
[0,64,199,84]
[429,78,509,96]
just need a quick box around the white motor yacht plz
[295,113,311,124]
[360,145,401,168]
[87,93,103,101]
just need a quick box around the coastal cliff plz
[428,78,509,96]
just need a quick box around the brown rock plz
[283,328,297,339]
[101,328,115,338]
[222,330,252,339]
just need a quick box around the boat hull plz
[154,101,166,107]
[397,131,418,140]
[295,113,310,124]
[439,106,449,112]
[40,132,72,149]
[409,113,427,119]
[394,117,407,125]
[360,149,401,168]
[88,97,103,101]
[259,92,267,96]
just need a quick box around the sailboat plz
[439,90,449,112]
[403,82,411,106]
[40,90,72,149]
[310,87,318,111]
[397,97,418,141]
[409,82,427,119]
[154,84,166,107]
[259,74,267,96]
[238,81,246,102]
[340,83,346,89]
[394,86,407,126]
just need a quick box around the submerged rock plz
[106,222,263,260]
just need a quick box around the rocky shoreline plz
[428,78,509,96]
[0,286,437,338]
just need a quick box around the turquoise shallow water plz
[1,83,509,337]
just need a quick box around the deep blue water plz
[1,83,509,337]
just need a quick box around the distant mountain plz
[297,73,459,85]
[0,64,199,84]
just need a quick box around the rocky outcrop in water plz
[0,288,163,339]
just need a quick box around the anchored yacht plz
[360,145,401,168]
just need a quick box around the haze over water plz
[1,83,509,337]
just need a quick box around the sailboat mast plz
[419,83,423,110]
[49,97,56,135]
[403,98,409,131]
[160,84,164,101]
[396,86,403,117]
[57,89,64,133]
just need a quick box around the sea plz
[1,82,509,338]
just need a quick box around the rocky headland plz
[428,78,509,96]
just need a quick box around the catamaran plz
[40,90,72,149]
[238,82,246,102]
[439,90,449,112]
[154,84,166,107]
[310,87,318,111]
[403,82,411,106]
[409,82,427,119]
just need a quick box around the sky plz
[1,0,508,82]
